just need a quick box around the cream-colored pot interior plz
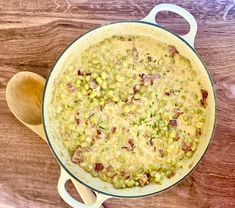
[43,21,216,198]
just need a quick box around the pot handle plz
[141,4,197,47]
[58,167,111,208]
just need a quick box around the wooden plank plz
[0,0,235,207]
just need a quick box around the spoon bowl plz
[6,71,46,138]
[6,71,44,125]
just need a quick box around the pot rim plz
[42,20,217,198]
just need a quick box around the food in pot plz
[51,35,209,188]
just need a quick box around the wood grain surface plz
[0,0,235,207]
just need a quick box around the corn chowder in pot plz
[51,35,209,189]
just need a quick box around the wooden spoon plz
[6,71,101,207]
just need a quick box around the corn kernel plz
[76,79,81,86]
[101,72,108,80]
[108,90,114,96]
[76,91,83,99]
[84,84,89,90]
[96,77,102,85]
[85,75,91,81]
[92,73,98,79]
[123,105,131,113]
[102,82,107,89]
[116,74,124,82]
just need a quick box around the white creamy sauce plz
[51,35,209,188]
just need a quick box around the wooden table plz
[0,0,235,207]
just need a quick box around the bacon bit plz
[182,142,192,152]
[128,38,132,41]
[111,127,116,134]
[167,172,176,179]
[153,146,156,152]
[168,45,179,57]
[133,85,140,94]
[122,139,135,151]
[120,172,130,179]
[159,149,165,158]
[196,128,202,137]
[124,96,132,103]
[138,179,145,186]
[138,175,148,186]
[139,73,146,80]
[77,70,84,76]
[146,74,160,82]
[139,75,145,86]
[139,73,160,84]
[146,173,151,179]
[128,139,134,148]
[67,83,76,93]
[72,148,83,164]
[96,128,105,139]
[169,119,177,127]
[200,89,208,108]
[94,163,104,172]
[201,89,208,99]
[147,56,152,62]
[174,111,183,119]
[89,80,97,89]
[97,129,102,135]
[77,70,91,76]
[75,118,81,125]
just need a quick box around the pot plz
[42,4,216,208]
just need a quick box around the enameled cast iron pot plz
[42,4,216,208]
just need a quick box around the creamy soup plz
[51,35,209,188]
